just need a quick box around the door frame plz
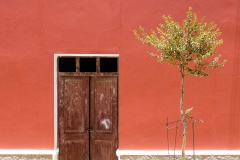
[54,53,119,152]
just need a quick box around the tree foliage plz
[134,7,226,77]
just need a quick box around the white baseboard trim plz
[0,149,59,160]
[116,149,240,156]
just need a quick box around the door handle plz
[86,128,93,133]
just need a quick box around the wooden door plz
[58,76,89,160]
[90,77,118,160]
[58,76,118,160]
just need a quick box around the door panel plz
[90,77,118,160]
[92,140,113,160]
[65,140,87,159]
[64,78,87,133]
[59,76,89,160]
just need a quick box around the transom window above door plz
[58,56,118,75]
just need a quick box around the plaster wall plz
[0,0,239,151]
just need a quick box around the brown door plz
[90,76,118,160]
[58,76,118,160]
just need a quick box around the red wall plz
[0,0,239,150]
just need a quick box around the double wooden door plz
[58,76,118,160]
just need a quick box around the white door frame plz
[53,53,119,150]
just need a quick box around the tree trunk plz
[180,64,187,160]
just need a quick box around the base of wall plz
[0,155,52,160]
[0,150,58,160]
[117,150,240,160]
[1,150,239,160]
[119,155,240,160]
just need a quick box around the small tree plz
[134,7,226,160]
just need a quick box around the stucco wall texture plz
[0,0,239,150]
